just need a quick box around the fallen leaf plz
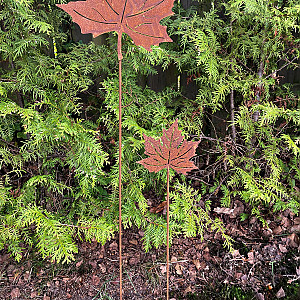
[92,274,100,285]
[129,239,138,245]
[160,265,167,274]
[262,228,273,238]
[76,260,83,268]
[256,293,265,300]
[249,216,257,224]
[189,266,196,279]
[278,244,288,253]
[129,256,140,265]
[213,256,222,264]
[11,288,20,299]
[293,217,300,225]
[175,263,182,275]
[192,259,201,270]
[287,233,299,248]
[203,251,212,262]
[276,287,285,298]
[232,200,245,217]
[90,240,98,250]
[89,260,97,269]
[235,272,243,279]
[184,286,192,295]
[281,216,291,228]
[109,241,118,250]
[171,256,177,263]
[213,207,234,215]
[272,226,283,235]
[231,249,241,259]
[149,201,167,213]
[98,263,106,273]
[250,277,261,285]
[241,274,248,283]
[137,120,199,175]
[247,251,255,264]
[291,224,300,233]
[0,254,9,263]
[57,0,174,51]
[23,271,30,281]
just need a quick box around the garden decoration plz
[56,1,175,299]
[138,119,199,299]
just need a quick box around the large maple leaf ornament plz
[57,0,174,51]
[138,120,199,175]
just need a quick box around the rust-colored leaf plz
[57,0,174,51]
[149,200,167,213]
[137,120,199,175]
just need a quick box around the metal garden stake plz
[138,119,199,299]
[56,1,175,299]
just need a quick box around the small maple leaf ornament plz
[57,0,175,51]
[137,120,199,175]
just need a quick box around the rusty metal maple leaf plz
[57,0,174,51]
[137,120,199,175]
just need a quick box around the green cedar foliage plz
[0,0,113,262]
[0,0,299,263]
[0,0,230,262]
[153,0,300,222]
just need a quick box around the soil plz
[1,209,300,300]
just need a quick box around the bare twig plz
[265,56,298,79]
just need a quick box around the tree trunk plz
[252,61,264,122]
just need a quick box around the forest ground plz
[0,201,300,300]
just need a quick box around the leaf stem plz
[118,31,123,300]
[118,32,123,61]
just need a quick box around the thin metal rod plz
[166,166,170,300]
[118,32,123,300]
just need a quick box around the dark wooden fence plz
[72,0,299,96]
